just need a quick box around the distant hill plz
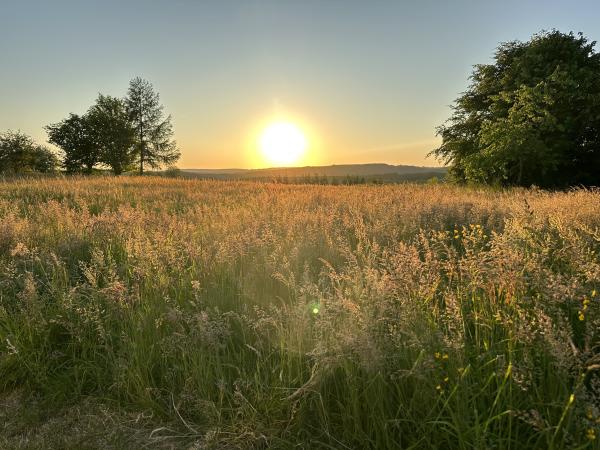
[182,164,446,183]
[183,168,248,175]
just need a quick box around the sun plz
[259,122,307,166]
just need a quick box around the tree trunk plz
[139,127,144,175]
[139,98,144,175]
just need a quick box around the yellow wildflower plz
[586,428,596,441]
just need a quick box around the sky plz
[1,0,599,169]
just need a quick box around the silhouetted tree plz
[0,130,58,173]
[46,114,99,173]
[125,77,179,174]
[432,30,600,187]
[88,94,136,175]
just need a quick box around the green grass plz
[0,176,599,449]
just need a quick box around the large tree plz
[431,30,600,187]
[125,77,179,174]
[46,113,99,173]
[0,130,58,174]
[88,94,136,175]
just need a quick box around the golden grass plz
[1,177,599,449]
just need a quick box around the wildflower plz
[592,289,597,298]
[586,428,596,441]
[587,408,594,420]
[434,352,441,360]
[443,376,449,383]
[442,353,449,360]
[578,311,585,321]
[312,307,319,315]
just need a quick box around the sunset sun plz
[259,122,307,166]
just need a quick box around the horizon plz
[2,0,599,169]
[183,161,444,171]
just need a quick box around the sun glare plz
[259,122,307,166]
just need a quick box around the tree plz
[125,77,179,174]
[431,30,600,187]
[88,94,136,175]
[46,114,99,173]
[0,130,58,174]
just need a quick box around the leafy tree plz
[432,30,600,187]
[0,130,58,173]
[88,94,136,175]
[125,77,179,174]
[46,114,99,173]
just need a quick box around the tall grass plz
[0,177,599,449]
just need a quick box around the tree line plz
[0,77,179,175]
[3,30,600,187]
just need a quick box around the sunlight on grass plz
[0,177,599,448]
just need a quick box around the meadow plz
[1,177,599,449]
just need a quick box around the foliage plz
[432,30,600,187]
[87,94,136,175]
[1,177,599,448]
[46,113,100,174]
[0,130,58,174]
[126,77,180,174]
[46,78,178,175]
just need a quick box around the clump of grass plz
[1,177,599,449]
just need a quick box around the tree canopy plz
[0,130,58,174]
[87,94,136,175]
[432,30,600,187]
[46,113,99,174]
[126,77,179,174]
[41,77,179,175]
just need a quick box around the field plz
[1,177,599,449]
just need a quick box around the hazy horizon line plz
[180,161,446,171]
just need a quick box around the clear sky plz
[1,1,599,169]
